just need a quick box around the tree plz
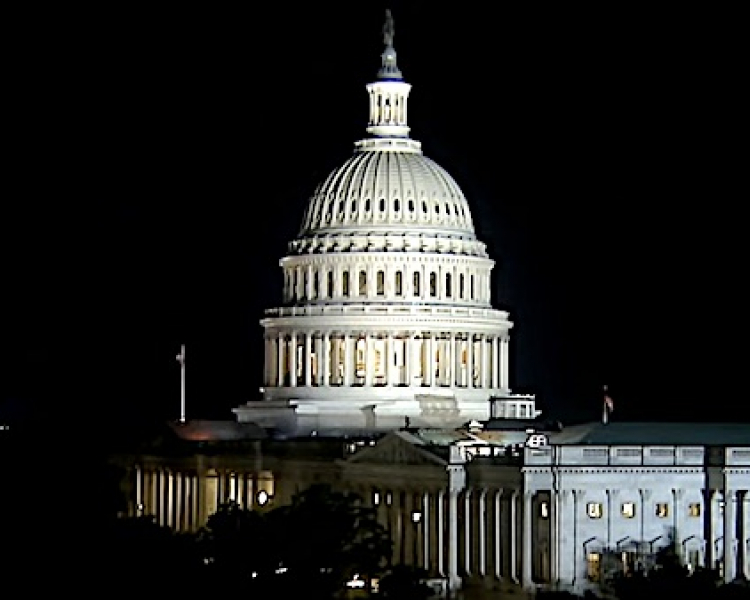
[198,484,391,596]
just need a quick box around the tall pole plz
[176,344,186,423]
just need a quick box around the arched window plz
[445,272,452,298]
[395,271,403,296]
[327,271,334,298]
[343,271,350,297]
[429,272,437,297]
[359,270,367,296]
[470,274,475,300]
[459,273,465,299]
[413,272,420,297]
[376,270,385,296]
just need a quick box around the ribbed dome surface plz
[298,148,477,239]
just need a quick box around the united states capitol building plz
[118,12,750,597]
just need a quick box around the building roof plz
[550,421,750,446]
[167,420,267,442]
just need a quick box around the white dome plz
[299,144,477,239]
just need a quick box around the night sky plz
[3,3,745,434]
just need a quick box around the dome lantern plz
[366,9,412,140]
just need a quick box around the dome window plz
[445,202,451,215]
[327,271,334,298]
[445,273,452,298]
[459,273,465,299]
[365,199,371,212]
[395,271,403,296]
[421,201,427,214]
[376,271,385,296]
[394,199,400,212]
[413,272,420,296]
[429,272,437,297]
[312,272,319,299]
[408,199,414,213]
[379,198,385,212]
[470,274,475,300]
[359,270,367,295]
[343,271,350,297]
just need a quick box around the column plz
[499,336,508,389]
[510,490,519,583]
[478,489,487,576]
[427,334,435,387]
[314,334,323,385]
[322,333,331,386]
[672,488,684,551]
[521,491,534,588]
[478,334,486,388]
[304,333,312,386]
[404,335,411,384]
[447,446,467,592]
[491,336,499,389]
[466,334,474,388]
[448,333,455,386]
[276,332,284,387]
[464,489,472,576]
[344,334,353,386]
[289,332,298,387]
[365,333,374,387]
[386,334,394,385]
[724,488,736,582]
[495,489,503,580]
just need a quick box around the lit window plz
[655,503,669,518]
[587,553,601,582]
[373,491,380,505]
[587,503,603,519]
[539,502,549,519]
[688,503,701,517]
[621,502,636,519]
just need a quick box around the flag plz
[602,385,614,424]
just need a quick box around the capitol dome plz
[234,10,537,434]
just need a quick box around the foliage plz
[378,565,432,599]
[197,483,391,595]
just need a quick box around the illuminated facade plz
[233,12,536,434]
[121,421,750,595]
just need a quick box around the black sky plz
[3,3,746,432]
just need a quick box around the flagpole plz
[177,344,186,423]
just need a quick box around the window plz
[621,502,636,518]
[445,273,452,298]
[688,503,701,517]
[327,271,334,297]
[395,271,403,296]
[373,491,380,506]
[470,274,475,299]
[312,271,319,299]
[342,271,350,296]
[587,553,601,582]
[376,270,385,296]
[655,503,669,518]
[359,270,367,296]
[413,272,420,296]
[459,273,465,299]
[539,501,549,519]
[587,503,603,519]
[429,272,437,297]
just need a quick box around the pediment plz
[346,432,447,467]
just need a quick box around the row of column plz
[263,331,509,390]
[530,487,750,588]
[132,467,275,533]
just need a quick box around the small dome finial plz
[378,9,402,80]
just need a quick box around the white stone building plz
[233,11,537,436]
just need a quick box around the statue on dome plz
[383,9,395,47]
